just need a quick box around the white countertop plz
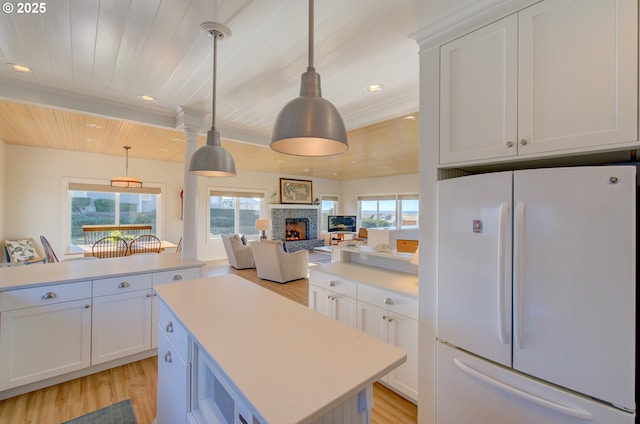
[0,252,204,291]
[310,262,419,298]
[155,275,406,424]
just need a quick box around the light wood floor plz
[0,261,418,424]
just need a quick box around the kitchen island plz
[155,274,406,424]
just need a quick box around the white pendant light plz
[111,146,142,188]
[270,0,348,156]
[189,22,237,177]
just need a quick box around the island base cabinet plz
[91,290,152,365]
[309,285,357,328]
[157,328,189,424]
[0,299,91,391]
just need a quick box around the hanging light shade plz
[189,22,237,177]
[111,146,142,188]
[270,0,348,156]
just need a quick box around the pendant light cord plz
[211,32,218,130]
[308,0,314,71]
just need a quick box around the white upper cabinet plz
[440,0,638,165]
[440,14,518,164]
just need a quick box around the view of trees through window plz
[70,191,158,245]
[209,195,262,237]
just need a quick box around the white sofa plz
[221,234,255,269]
[250,240,309,283]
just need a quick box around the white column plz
[176,107,206,259]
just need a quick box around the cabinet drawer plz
[0,281,92,311]
[153,267,201,286]
[358,284,418,320]
[309,270,357,298]
[159,300,189,361]
[93,273,152,297]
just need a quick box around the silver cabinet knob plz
[383,297,394,306]
[173,274,183,281]
[382,315,388,321]
[85,304,91,309]
[504,141,514,148]
[164,351,172,363]
[519,139,528,146]
[165,321,174,333]
[41,292,57,300]
[328,281,336,287]
[118,281,130,289]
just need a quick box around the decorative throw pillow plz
[4,239,38,262]
[240,235,247,245]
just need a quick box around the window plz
[320,195,339,232]
[357,194,419,229]
[209,190,265,238]
[68,183,161,245]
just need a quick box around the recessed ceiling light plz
[171,138,184,142]
[159,148,169,152]
[138,95,156,102]
[366,84,384,93]
[403,115,417,121]
[86,138,98,142]
[7,63,32,73]
[86,123,102,129]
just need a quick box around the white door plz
[0,299,91,390]
[437,343,634,424]
[437,172,513,366]
[157,329,189,424]
[513,166,636,410]
[517,0,637,155]
[308,285,332,318]
[387,312,418,402]
[92,289,153,364]
[439,14,518,164]
[332,294,357,328]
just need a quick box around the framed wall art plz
[280,178,313,204]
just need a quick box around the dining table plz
[65,240,178,257]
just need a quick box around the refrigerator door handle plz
[497,202,510,344]
[514,201,525,349]
[453,358,593,421]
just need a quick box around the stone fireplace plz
[269,205,325,252]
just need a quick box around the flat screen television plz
[327,215,357,233]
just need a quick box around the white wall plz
[1,144,343,261]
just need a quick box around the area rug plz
[63,399,137,424]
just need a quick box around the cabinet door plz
[332,294,357,328]
[357,302,388,343]
[440,14,518,164]
[387,312,418,402]
[157,329,189,424]
[0,299,91,390]
[92,290,153,365]
[518,0,637,155]
[308,285,332,318]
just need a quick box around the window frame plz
[357,193,419,230]
[207,188,268,240]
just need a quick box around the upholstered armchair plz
[221,234,255,269]
[250,240,309,283]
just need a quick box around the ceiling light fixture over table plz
[111,146,142,188]
[189,22,237,177]
[270,0,348,157]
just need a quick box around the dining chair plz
[92,236,129,259]
[40,235,60,263]
[129,234,162,255]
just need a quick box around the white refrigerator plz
[436,166,636,423]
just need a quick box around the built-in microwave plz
[188,342,262,424]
